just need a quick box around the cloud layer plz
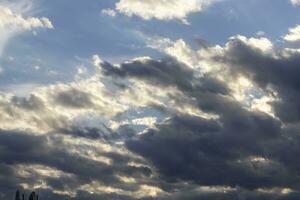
[2,1,300,199]
[1,32,300,199]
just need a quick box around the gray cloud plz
[98,44,300,195]
[218,37,300,123]
[54,89,94,109]
[2,33,300,199]
[101,57,229,96]
[127,112,291,190]
[0,129,156,199]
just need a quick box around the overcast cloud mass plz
[1,0,300,199]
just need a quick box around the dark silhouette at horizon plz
[15,190,38,200]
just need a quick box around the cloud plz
[0,52,226,198]
[0,78,128,134]
[290,0,300,6]
[100,57,196,90]
[217,36,300,123]
[0,129,157,199]
[0,1,53,56]
[4,29,300,198]
[0,7,53,30]
[144,35,200,67]
[0,55,213,137]
[127,112,287,190]
[54,89,94,109]
[101,9,117,17]
[102,35,300,196]
[107,0,221,24]
[162,186,300,200]
[283,25,300,42]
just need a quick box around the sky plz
[1,0,300,199]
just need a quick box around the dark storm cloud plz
[101,59,194,90]
[101,57,231,118]
[101,58,229,95]
[161,187,300,200]
[0,130,153,199]
[126,112,296,190]
[0,163,20,194]
[3,38,300,199]
[218,38,300,123]
[98,39,300,196]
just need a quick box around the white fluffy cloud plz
[0,3,53,56]
[111,0,220,24]
[0,6,53,30]
[283,25,300,42]
[145,36,200,68]
[290,0,300,6]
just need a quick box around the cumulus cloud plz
[0,55,202,198]
[0,1,53,56]
[10,0,300,199]
[284,25,300,42]
[0,7,53,30]
[218,36,300,123]
[112,35,300,197]
[0,130,156,199]
[0,78,127,133]
[4,29,300,199]
[290,0,300,6]
[105,0,221,24]
[127,113,285,190]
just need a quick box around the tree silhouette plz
[15,190,21,200]
[15,190,38,200]
[29,192,38,200]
